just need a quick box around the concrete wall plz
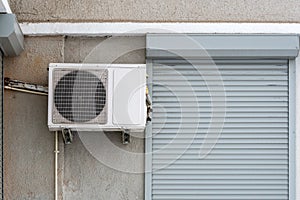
[8,0,300,23]
[4,0,300,199]
[4,36,63,200]
[4,36,146,200]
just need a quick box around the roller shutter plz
[145,35,298,200]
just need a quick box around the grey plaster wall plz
[4,36,64,200]
[8,0,300,23]
[4,36,146,200]
[3,0,300,199]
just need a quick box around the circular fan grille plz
[54,70,106,122]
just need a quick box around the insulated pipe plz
[4,86,48,96]
[54,131,59,200]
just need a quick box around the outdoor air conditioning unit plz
[48,63,147,132]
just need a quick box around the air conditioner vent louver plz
[53,69,108,124]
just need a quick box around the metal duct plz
[0,14,24,57]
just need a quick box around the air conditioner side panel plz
[112,67,146,127]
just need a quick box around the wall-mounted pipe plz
[4,78,48,96]
[54,131,59,200]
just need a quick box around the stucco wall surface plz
[4,36,64,200]
[8,0,300,23]
[4,36,146,200]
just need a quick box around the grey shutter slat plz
[150,60,289,200]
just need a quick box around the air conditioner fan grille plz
[53,70,107,123]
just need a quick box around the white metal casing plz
[0,0,12,13]
[48,63,146,132]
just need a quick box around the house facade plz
[1,0,300,200]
